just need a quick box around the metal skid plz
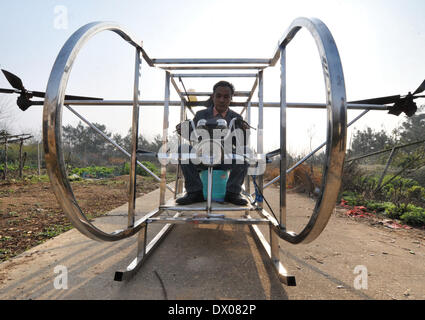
[41,17,366,286]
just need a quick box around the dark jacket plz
[177,107,248,146]
[193,106,243,126]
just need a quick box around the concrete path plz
[0,187,288,300]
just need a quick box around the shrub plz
[121,161,159,177]
[70,166,116,179]
[400,205,425,226]
[340,191,366,206]
[407,185,425,201]
[384,203,406,219]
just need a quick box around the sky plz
[0,0,424,155]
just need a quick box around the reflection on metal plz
[42,17,394,283]
[279,46,287,229]
[128,48,142,228]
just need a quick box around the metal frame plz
[42,17,388,285]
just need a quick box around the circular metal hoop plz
[276,17,347,244]
[43,22,143,241]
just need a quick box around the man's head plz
[212,81,234,114]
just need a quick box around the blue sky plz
[0,0,424,154]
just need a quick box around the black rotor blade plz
[349,95,401,105]
[64,94,103,100]
[29,90,45,98]
[1,69,25,91]
[25,90,102,100]
[0,88,19,94]
[412,79,425,95]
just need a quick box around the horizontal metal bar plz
[148,216,270,225]
[182,91,250,97]
[152,58,271,65]
[159,205,258,212]
[171,73,258,78]
[160,66,267,70]
[63,100,390,110]
[346,138,425,162]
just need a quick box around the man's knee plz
[178,144,192,165]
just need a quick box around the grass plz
[36,224,73,239]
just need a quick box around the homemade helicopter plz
[1,17,424,285]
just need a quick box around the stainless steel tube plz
[160,72,171,206]
[63,99,388,110]
[128,48,142,228]
[257,71,264,209]
[269,17,347,244]
[152,58,271,65]
[279,46,287,229]
[42,22,164,242]
[171,73,258,78]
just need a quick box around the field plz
[0,173,162,262]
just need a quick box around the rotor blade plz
[29,90,45,98]
[24,90,102,100]
[0,88,19,94]
[1,69,25,91]
[412,79,425,95]
[349,95,401,105]
[64,94,103,100]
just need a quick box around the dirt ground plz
[0,174,162,262]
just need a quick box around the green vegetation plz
[37,224,73,239]
[70,165,118,178]
[67,161,160,179]
[120,161,160,177]
[340,175,425,227]
[341,106,425,228]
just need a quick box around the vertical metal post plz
[270,225,280,272]
[175,100,185,197]
[244,101,252,195]
[160,72,171,206]
[207,166,213,214]
[19,138,23,178]
[279,47,287,229]
[3,137,7,180]
[136,225,147,262]
[128,48,142,228]
[37,141,41,176]
[376,147,397,190]
[257,71,264,208]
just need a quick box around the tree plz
[63,122,112,166]
[397,105,425,144]
[349,126,395,158]
[392,105,425,171]
[62,121,164,167]
[0,96,16,133]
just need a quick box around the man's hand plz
[175,122,183,136]
[235,118,252,131]
[175,120,193,138]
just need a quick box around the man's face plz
[212,86,233,114]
